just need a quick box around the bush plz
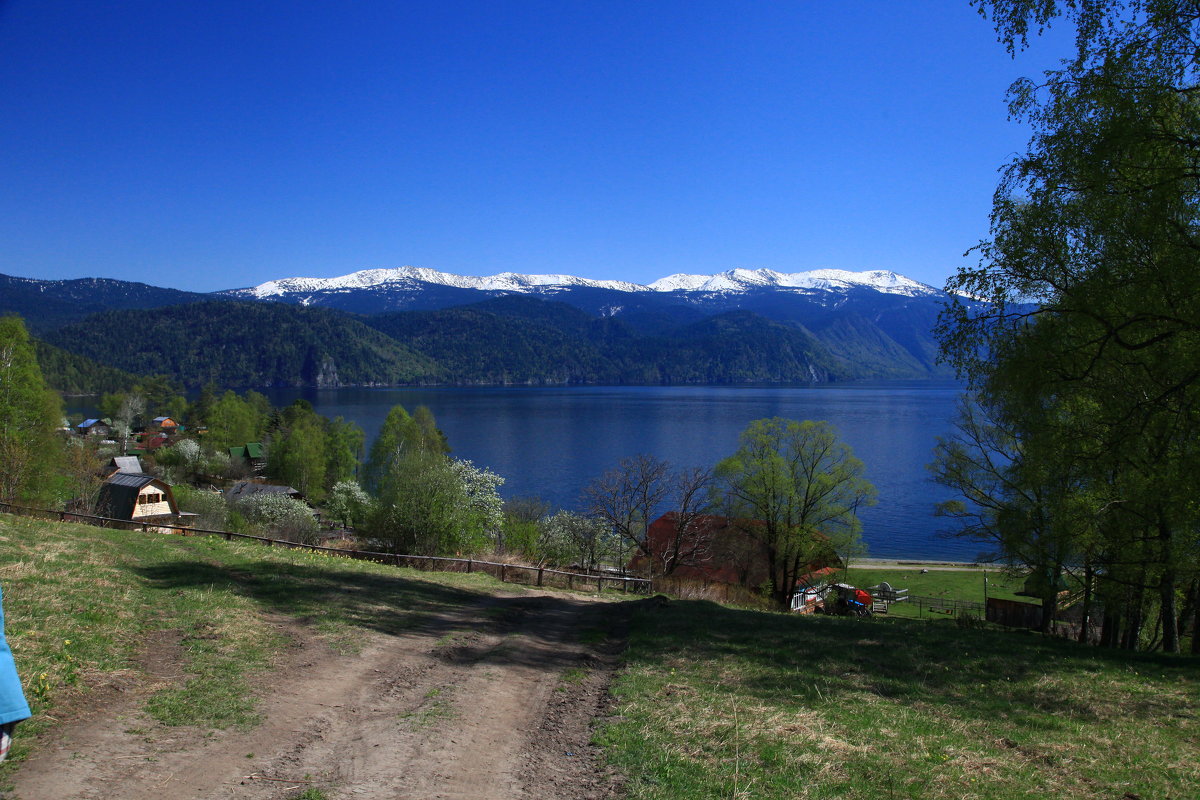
[234,492,319,544]
[172,485,229,531]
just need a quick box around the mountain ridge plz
[2,266,958,388]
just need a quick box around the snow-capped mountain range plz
[232,266,940,303]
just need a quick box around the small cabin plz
[228,443,267,475]
[96,473,195,527]
[77,418,113,438]
[151,416,179,433]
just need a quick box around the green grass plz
[599,599,1199,800]
[0,514,513,771]
[843,566,1027,620]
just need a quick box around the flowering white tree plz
[235,492,319,544]
[326,480,374,529]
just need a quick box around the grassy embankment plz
[599,598,1198,799]
[0,513,514,775]
[2,514,1195,799]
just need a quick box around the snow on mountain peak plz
[647,267,937,296]
[241,265,939,299]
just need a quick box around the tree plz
[714,418,875,609]
[0,316,62,504]
[325,480,374,529]
[324,416,364,489]
[583,454,670,570]
[936,1,1200,650]
[930,397,1101,634]
[540,511,615,571]
[172,484,229,531]
[234,492,319,544]
[205,391,264,451]
[583,456,717,576]
[500,496,551,560]
[363,404,447,492]
[62,438,106,513]
[268,402,329,501]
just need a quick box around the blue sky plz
[0,1,1068,293]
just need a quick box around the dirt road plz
[11,591,629,800]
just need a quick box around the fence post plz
[597,575,603,592]
[622,578,628,593]
[467,558,473,574]
[500,564,506,583]
[537,567,543,587]
[568,573,573,590]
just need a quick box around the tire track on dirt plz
[11,590,630,800]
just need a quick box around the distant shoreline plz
[849,557,994,572]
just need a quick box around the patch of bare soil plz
[10,590,635,800]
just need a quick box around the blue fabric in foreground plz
[0,585,30,726]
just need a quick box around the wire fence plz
[902,594,986,618]
[0,501,653,595]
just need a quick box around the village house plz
[227,442,267,476]
[95,473,195,528]
[224,480,303,503]
[76,418,113,438]
[103,455,145,479]
[150,416,179,433]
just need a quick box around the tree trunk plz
[1122,588,1145,651]
[1078,561,1094,645]
[1158,519,1180,653]
[1101,609,1120,648]
[1160,570,1180,653]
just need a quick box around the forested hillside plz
[32,341,141,395]
[43,301,439,389]
[0,273,210,333]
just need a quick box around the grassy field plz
[843,566,1027,620]
[0,514,515,773]
[599,598,1199,800]
[2,514,1196,799]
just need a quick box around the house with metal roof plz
[77,418,113,438]
[228,442,267,476]
[224,481,302,503]
[105,455,145,478]
[96,473,195,527]
[151,416,179,432]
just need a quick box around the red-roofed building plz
[629,513,842,589]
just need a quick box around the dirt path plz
[10,591,630,800]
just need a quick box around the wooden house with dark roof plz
[228,442,267,475]
[224,480,302,503]
[77,418,113,438]
[96,473,195,527]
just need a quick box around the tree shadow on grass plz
[134,556,501,641]
[134,551,644,678]
[631,599,1198,732]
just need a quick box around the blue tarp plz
[0,586,30,726]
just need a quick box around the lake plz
[258,382,978,562]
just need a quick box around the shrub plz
[234,492,319,544]
[172,485,229,531]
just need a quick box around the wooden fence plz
[905,594,986,618]
[0,502,652,595]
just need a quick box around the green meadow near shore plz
[1,515,1197,799]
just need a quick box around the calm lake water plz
[256,382,977,562]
